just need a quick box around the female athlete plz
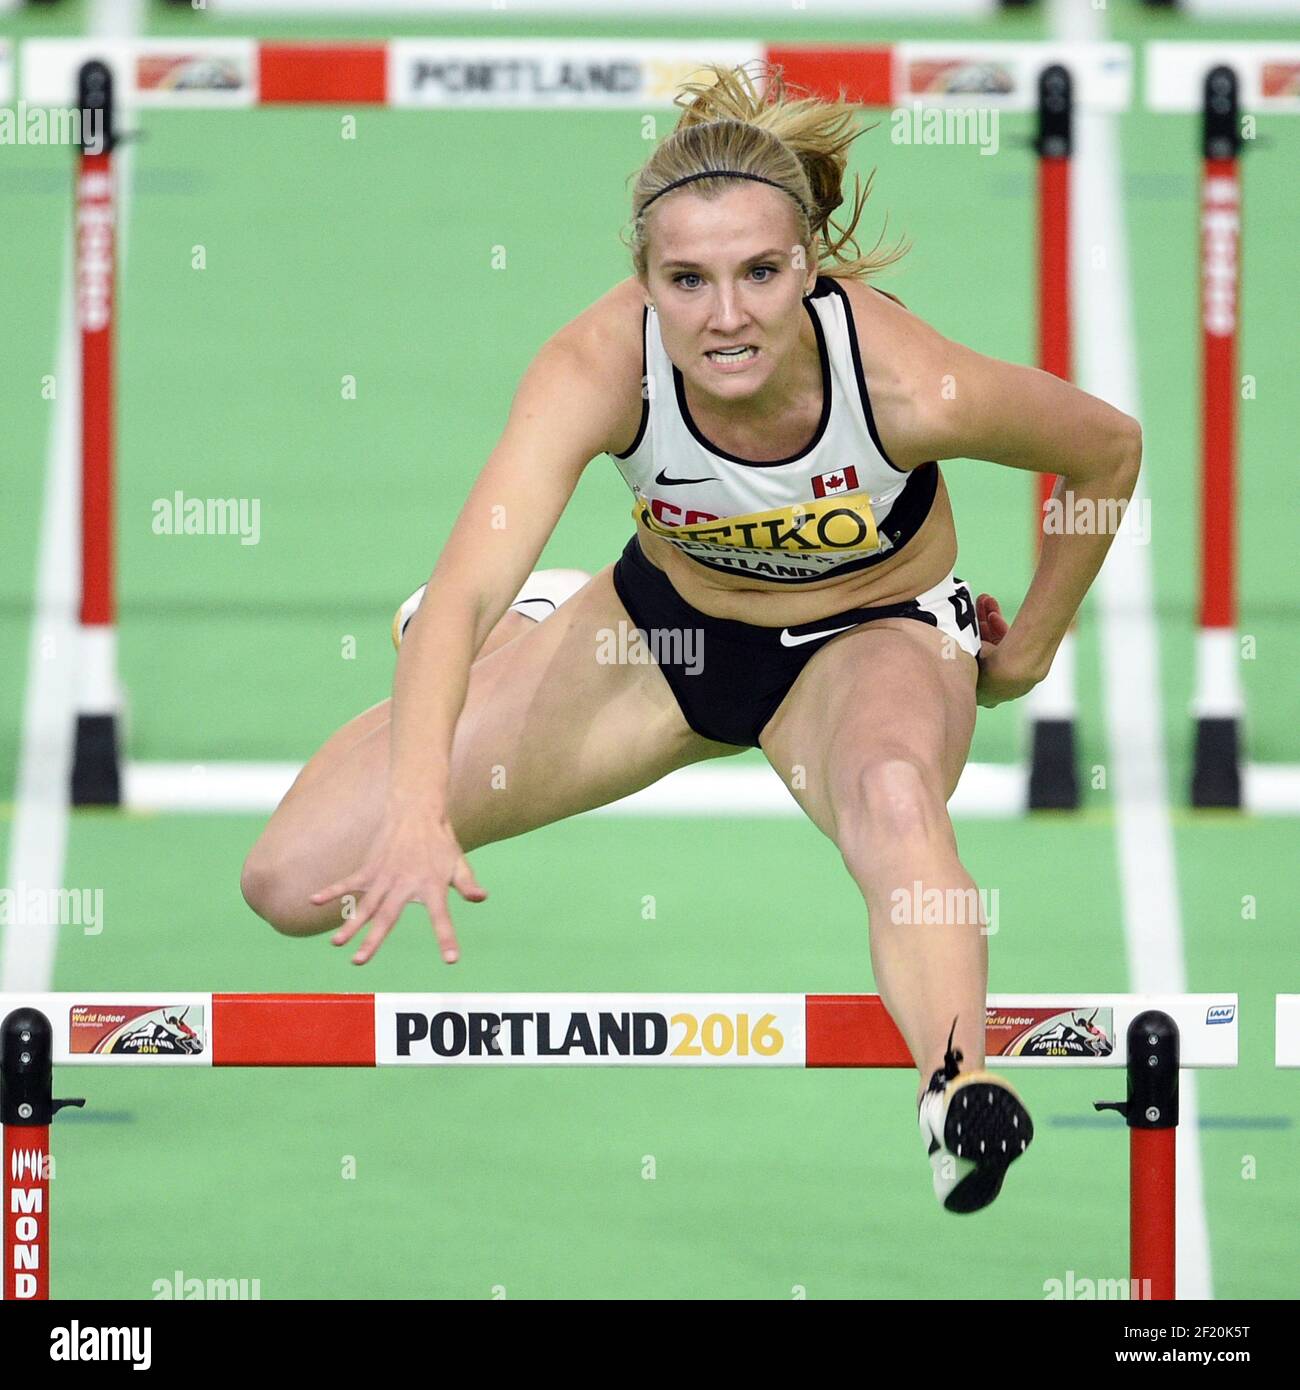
[241,64,1141,1213]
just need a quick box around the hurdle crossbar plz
[3,992,1237,1301]
[0,991,1237,1067]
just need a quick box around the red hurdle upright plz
[1192,65,1245,807]
[70,60,123,806]
[1027,62,1080,811]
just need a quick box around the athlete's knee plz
[238,848,283,929]
[838,756,947,849]
[239,845,324,938]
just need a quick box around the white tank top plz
[609,274,938,585]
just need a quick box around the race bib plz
[632,492,879,554]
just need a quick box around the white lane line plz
[0,0,141,992]
[123,759,1028,818]
[1,264,79,993]
[1053,0,1212,1300]
[205,0,995,13]
[117,757,1300,817]
[1243,764,1300,815]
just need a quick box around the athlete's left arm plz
[920,339,1143,705]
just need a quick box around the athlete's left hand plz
[974,593,1043,708]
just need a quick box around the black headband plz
[635,169,808,219]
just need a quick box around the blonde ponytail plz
[625,60,906,283]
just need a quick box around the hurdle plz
[2,990,1236,1300]
[69,59,120,806]
[1146,43,1300,812]
[1027,60,1078,809]
[10,36,1130,819]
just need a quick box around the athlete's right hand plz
[308,803,487,966]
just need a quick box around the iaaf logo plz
[1201,175,1239,338]
[76,169,114,334]
[1206,1003,1235,1025]
[7,1146,47,1300]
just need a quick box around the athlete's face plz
[642,184,816,404]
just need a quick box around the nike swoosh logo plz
[655,469,718,486]
[778,623,858,648]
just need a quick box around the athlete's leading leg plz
[759,618,984,1092]
[757,618,1030,1211]
[240,563,740,937]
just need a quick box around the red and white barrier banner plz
[886,41,1129,111]
[0,993,1239,1067]
[21,40,260,108]
[388,39,761,109]
[1147,42,1300,113]
[18,39,1131,112]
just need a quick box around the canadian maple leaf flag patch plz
[811,465,859,498]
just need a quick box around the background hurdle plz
[1146,42,1300,812]
[2,991,1237,1300]
[1026,60,1078,809]
[12,35,1133,818]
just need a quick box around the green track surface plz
[2,2,1296,1300]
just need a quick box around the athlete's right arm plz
[309,314,635,965]
[389,329,628,809]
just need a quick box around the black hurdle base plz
[1028,717,1080,811]
[1191,716,1241,809]
[70,713,121,806]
